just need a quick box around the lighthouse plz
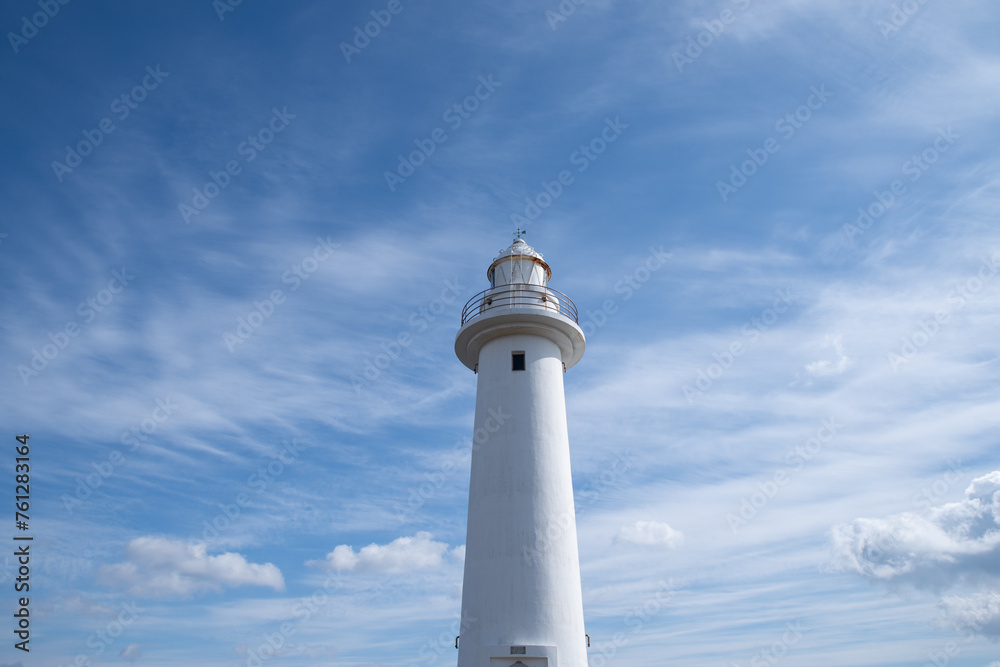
[454,235,588,667]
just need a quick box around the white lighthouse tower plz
[454,235,588,667]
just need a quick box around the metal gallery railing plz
[460,283,579,325]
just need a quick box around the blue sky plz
[1,0,999,665]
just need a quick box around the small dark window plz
[512,352,525,371]
[511,646,526,655]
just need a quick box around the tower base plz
[474,644,557,667]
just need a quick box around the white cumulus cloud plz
[831,471,1000,638]
[830,471,1000,588]
[939,592,1000,639]
[315,532,463,574]
[97,537,285,597]
[615,520,684,548]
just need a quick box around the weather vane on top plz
[513,226,527,241]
